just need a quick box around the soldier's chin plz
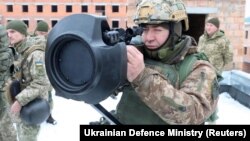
[11,41,19,45]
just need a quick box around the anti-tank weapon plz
[45,13,142,124]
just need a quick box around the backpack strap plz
[21,45,45,67]
[178,54,198,86]
[177,52,217,87]
[16,45,45,81]
[6,45,45,104]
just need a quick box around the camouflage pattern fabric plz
[26,35,46,49]
[115,0,218,124]
[116,34,219,124]
[16,121,40,141]
[134,0,189,31]
[10,36,50,141]
[198,30,233,74]
[130,60,218,124]
[0,108,18,141]
[0,25,17,141]
[30,34,55,120]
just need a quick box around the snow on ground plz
[37,91,250,140]
[217,93,250,124]
[38,92,120,141]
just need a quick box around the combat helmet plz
[134,0,196,64]
[134,0,189,31]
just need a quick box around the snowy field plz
[37,91,250,141]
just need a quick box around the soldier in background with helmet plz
[0,25,18,141]
[198,17,233,74]
[114,0,220,124]
[6,20,50,141]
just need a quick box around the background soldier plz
[0,24,17,141]
[33,20,57,125]
[6,20,50,141]
[198,17,233,74]
[33,20,49,37]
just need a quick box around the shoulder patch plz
[35,60,45,76]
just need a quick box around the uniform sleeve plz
[222,38,233,66]
[0,25,9,49]
[197,35,204,52]
[131,60,218,124]
[0,25,13,89]
[16,50,50,106]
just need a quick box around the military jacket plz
[198,30,233,73]
[117,58,219,124]
[0,25,13,91]
[116,35,219,124]
[0,25,14,115]
[12,38,50,106]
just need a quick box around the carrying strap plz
[146,52,216,89]
[178,54,197,86]
[177,53,209,86]
[21,45,45,67]
[15,45,45,82]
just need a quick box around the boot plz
[89,117,111,125]
[46,114,57,125]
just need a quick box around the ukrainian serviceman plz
[198,17,233,74]
[32,20,57,125]
[6,20,50,141]
[0,24,18,141]
[115,0,220,124]
[33,20,49,37]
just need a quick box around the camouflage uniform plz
[30,34,57,125]
[11,36,50,141]
[115,0,219,124]
[0,25,18,141]
[198,30,233,74]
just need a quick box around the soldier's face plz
[6,29,26,45]
[35,31,48,36]
[142,24,169,50]
[205,23,218,36]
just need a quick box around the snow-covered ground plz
[38,91,120,141]
[37,91,250,141]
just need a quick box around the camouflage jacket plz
[0,25,13,91]
[11,37,50,106]
[129,59,218,124]
[116,35,219,124]
[0,25,14,112]
[197,30,233,73]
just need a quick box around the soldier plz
[198,17,233,74]
[33,20,57,125]
[0,25,18,141]
[114,0,220,124]
[6,20,50,141]
[33,20,49,37]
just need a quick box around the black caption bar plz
[79,125,249,139]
